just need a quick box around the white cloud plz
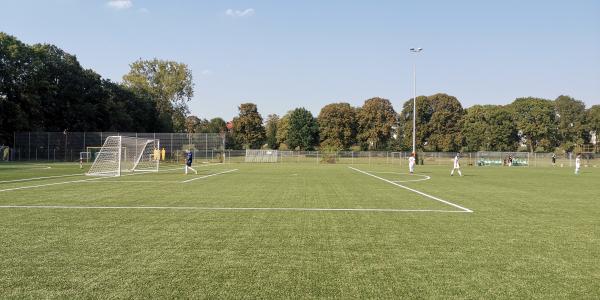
[201,69,212,76]
[225,8,255,18]
[107,0,133,10]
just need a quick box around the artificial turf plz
[0,161,598,298]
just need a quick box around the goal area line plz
[0,205,470,213]
[348,167,473,213]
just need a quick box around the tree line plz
[2,32,599,153]
[0,32,194,145]
[227,95,599,153]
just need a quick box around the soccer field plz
[0,162,598,298]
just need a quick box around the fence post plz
[47,132,50,161]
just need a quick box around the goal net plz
[245,149,278,163]
[86,136,160,176]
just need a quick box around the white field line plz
[349,167,473,213]
[82,180,181,183]
[367,172,431,183]
[181,169,239,183]
[0,205,468,213]
[0,176,109,192]
[0,167,184,193]
[0,173,85,184]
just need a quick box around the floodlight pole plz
[409,48,423,155]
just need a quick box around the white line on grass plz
[0,205,469,213]
[348,167,473,213]
[0,173,85,184]
[181,169,239,183]
[0,167,185,193]
[0,176,108,192]
[367,171,431,183]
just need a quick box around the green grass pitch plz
[0,161,598,298]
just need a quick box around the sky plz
[1,0,599,120]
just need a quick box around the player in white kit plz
[451,153,462,176]
[408,152,416,174]
[575,154,581,175]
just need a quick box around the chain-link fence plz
[7,132,599,168]
[12,132,224,162]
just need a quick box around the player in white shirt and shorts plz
[451,153,462,176]
[408,152,416,174]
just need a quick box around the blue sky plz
[1,0,599,120]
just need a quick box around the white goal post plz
[245,149,279,163]
[80,151,91,163]
[86,136,160,176]
[390,152,403,166]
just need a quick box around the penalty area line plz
[0,205,469,213]
[348,167,473,213]
[181,169,239,183]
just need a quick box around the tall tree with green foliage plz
[123,58,194,132]
[357,97,396,150]
[509,97,558,152]
[231,103,265,149]
[184,116,202,133]
[462,105,518,151]
[287,108,319,150]
[318,103,357,150]
[588,105,600,139]
[265,114,280,149]
[276,113,290,149]
[554,95,588,151]
[426,93,464,152]
[0,33,35,144]
[0,32,159,145]
[399,96,432,152]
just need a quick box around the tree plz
[461,105,518,151]
[0,32,160,145]
[231,103,265,149]
[123,58,194,132]
[587,105,600,139]
[426,93,464,152]
[287,108,319,150]
[276,113,290,149]
[399,96,432,152]
[210,118,227,133]
[185,116,202,133]
[318,103,357,150]
[0,32,34,144]
[554,95,588,151]
[265,114,280,149]
[357,97,396,150]
[509,97,558,152]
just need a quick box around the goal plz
[80,151,91,163]
[86,136,160,176]
[245,149,278,163]
[390,152,403,166]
